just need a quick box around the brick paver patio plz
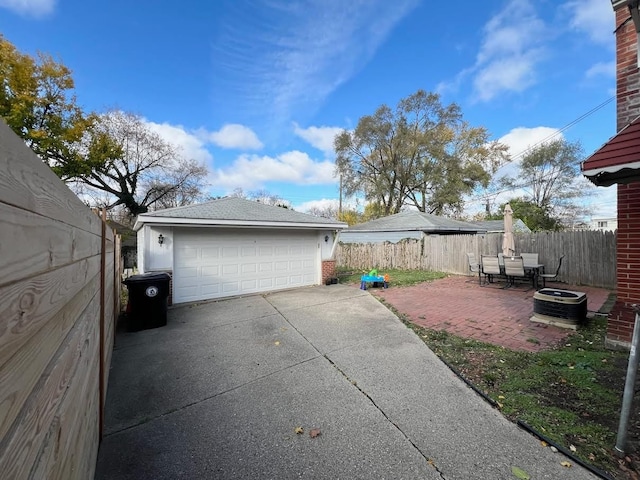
[370,275,613,352]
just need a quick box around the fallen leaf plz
[511,466,531,479]
[540,441,548,447]
[498,395,505,400]
[274,341,280,346]
[309,428,321,438]
[294,426,304,434]
[561,461,572,468]
[569,444,577,452]
[589,453,596,461]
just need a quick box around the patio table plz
[524,263,545,289]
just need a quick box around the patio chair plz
[520,253,539,268]
[539,255,565,288]
[503,256,531,289]
[480,255,502,286]
[467,253,481,284]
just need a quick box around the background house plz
[107,220,137,269]
[337,210,486,244]
[589,217,618,232]
[581,0,640,348]
[468,219,531,234]
[134,197,346,304]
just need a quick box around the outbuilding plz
[134,197,347,304]
[337,210,485,244]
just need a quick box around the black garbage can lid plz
[123,272,171,285]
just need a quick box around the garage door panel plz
[241,263,257,273]
[222,264,239,275]
[201,247,220,262]
[241,279,257,290]
[222,281,240,293]
[259,263,272,272]
[223,246,239,258]
[173,229,319,303]
[201,265,220,277]
[274,276,289,287]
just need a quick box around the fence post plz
[99,208,106,439]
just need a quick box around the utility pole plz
[339,175,343,216]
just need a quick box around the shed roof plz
[468,219,531,233]
[133,197,347,230]
[344,210,484,233]
[582,115,640,186]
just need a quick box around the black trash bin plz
[123,272,171,332]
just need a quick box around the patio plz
[371,276,613,352]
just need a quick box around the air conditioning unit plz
[531,288,587,330]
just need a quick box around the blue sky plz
[0,0,617,219]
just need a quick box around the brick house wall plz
[608,6,640,348]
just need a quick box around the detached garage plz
[134,197,347,304]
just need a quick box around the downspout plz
[330,230,339,258]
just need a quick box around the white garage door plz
[173,228,319,304]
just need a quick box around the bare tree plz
[71,110,208,217]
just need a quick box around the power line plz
[466,96,615,206]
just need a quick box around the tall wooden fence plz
[0,121,120,479]
[336,230,617,289]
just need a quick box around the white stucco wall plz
[138,225,174,273]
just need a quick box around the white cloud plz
[471,0,546,102]
[498,126,561,163]
[206,124,263,150]
[145,121,213,165]
[212,0,420,125]
[563,0,615,46]
[488,126,564,204]
[585,61,615,79]
[474,55,539,102]
[0,0,54,16]
[293,123,344,155]
[210,150,336,190]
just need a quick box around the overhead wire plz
[465,95,616,208]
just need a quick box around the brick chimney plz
[609,1,640,347]
[615,4,640,130]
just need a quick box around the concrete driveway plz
[95,285,598,479]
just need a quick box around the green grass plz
[390,294,629,476]
[336,267,447,287]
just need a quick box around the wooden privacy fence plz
[335,230,617,289]
[0,121,121,479]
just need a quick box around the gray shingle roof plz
[469,219,531,233]
[345,210,484,232]
[141,197,343,225]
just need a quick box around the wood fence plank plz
[0,295,99,479]
[0,122,101,234]
[0,273,100,440]
[45,327,100,480]
[0,255,101,367]
[0,202,101,288]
